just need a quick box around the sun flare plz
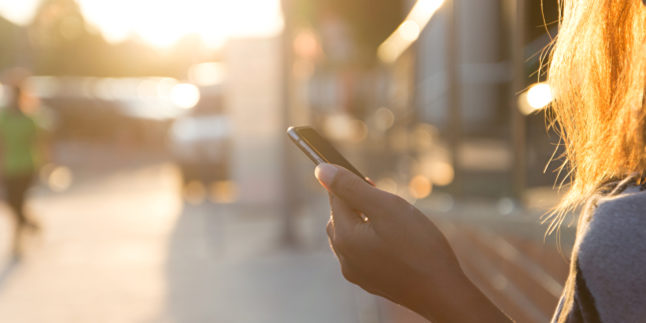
[76,0,284,48]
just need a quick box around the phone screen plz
[287,126,367,181]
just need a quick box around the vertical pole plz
[446,0,462,197]
[511,0,526,203]
[280,0,297,246]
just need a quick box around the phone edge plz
[286,126,369,183]
[287,127,327,165]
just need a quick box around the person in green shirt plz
[0,81,42,255]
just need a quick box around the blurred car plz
[169,114,231,184]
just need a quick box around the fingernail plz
[315,163,337,188]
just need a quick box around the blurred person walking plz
[0,69,44,256]
[314,1,646,322]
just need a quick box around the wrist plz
[415,271,511,323]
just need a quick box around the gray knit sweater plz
[552,181,646,322]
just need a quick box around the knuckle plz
[340,265,357,283]
[333,234,352,254]
[326,218,334,236]
[363,286,377,295]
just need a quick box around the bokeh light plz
[171,83,200,109]
[323,114,368,143]
[136,78,160,100]
[189,62,226,87]
[48,166,73,192]
[409,175,432,199]
[209,180,238,204]
[427,161,455,186]
[413,123,437,150]
[293,30,320,59]
[527,83,553,109]
[378,0,445,63]
[374,107,395,131]
[519,82,553,115]
[184,180,206,204]
[400,21,421,42]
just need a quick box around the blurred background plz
[0,0,573,322]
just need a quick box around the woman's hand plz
[315,163,511,323]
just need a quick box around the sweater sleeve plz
[576,187,646,323]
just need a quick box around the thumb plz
[315,163,395,219]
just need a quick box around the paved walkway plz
[0,162,380,323]
[0,150,571,323]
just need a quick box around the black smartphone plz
[287,126,368,182]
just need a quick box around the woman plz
[315,0,646,322]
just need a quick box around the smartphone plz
[287,126,368,182]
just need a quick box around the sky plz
[0,0,284,48]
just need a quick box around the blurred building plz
[417,0,507,132]
[226,37,285,205]
[287,0,560,201]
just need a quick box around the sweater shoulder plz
[576,186,646,323]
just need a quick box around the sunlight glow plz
[77,0,284,48]
[400,21,421,42]
[519,82,553,115]
[378,0,445,63]
[171,83,200,109]
[189,62,226,87]
[0,0,39,25]
[526,83,553,109]
[0,0,283,48]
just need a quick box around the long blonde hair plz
[546,0,645,321]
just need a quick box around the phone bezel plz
[287,126,367,181]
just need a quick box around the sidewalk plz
[0,161,380,323]
[0,145,573,323]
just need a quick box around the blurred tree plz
[28,0,105,75]
[0,16,26,70]
[22,0,214,78]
